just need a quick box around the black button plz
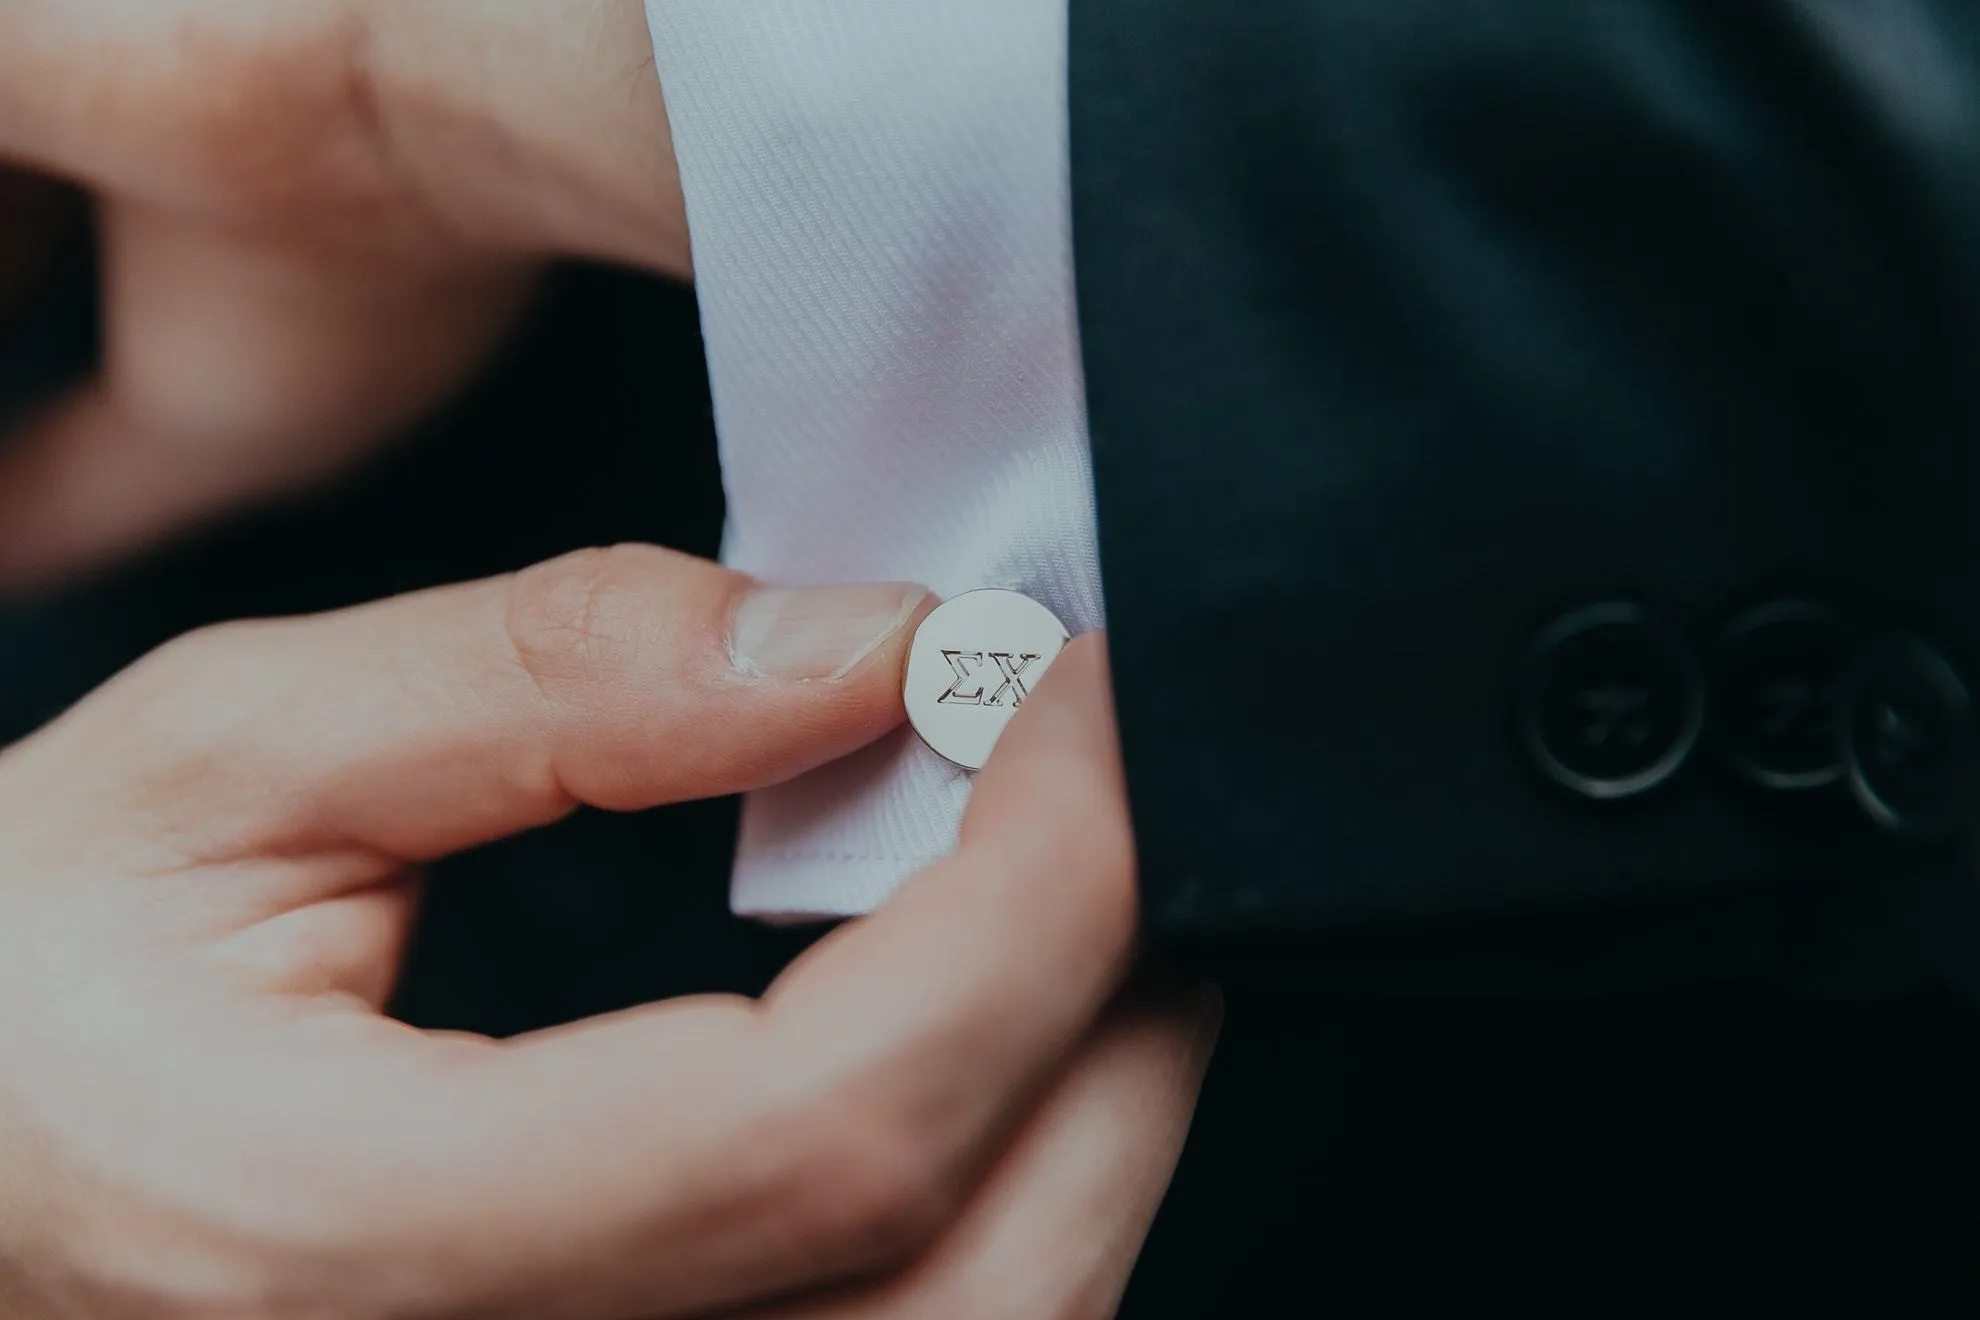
[1710,601,1849,791]
[1842,637,1976,837]
[1521,603,1702,800]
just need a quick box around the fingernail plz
[729,583,930,681]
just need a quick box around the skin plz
[0,5,1220,1315]
[0,0,690,586]
[0,549,1217,1318]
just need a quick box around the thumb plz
[38,545,935,863]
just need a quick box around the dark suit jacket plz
[1067,2,1980,1306]
[4,3,1979,1308]
[1078,0,1980,982]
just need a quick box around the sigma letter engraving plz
[906,592,1072,770]
[938,651,1044,708]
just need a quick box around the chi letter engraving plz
[985,652,1042,708]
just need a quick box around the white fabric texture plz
[644,0,1101,920]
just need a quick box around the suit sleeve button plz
[1842,636,1976,837]
[1520,602,1703,801]
[1709,601,1850,791]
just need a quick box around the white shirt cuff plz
[643,0,1100,922]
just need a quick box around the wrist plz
[357,0,690,276]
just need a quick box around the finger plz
[727,977,1222,1320]
[330,635,1143,1320]
[35,544,934,863]
[0,200,539,590]
[205,873,425,1007]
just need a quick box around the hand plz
[0,0,686,587]
[0,544,1215,1319]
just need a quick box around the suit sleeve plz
[1070,0,1980,991]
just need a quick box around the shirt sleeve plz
[642,0,1101,921]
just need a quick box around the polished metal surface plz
[904,589,1071,770]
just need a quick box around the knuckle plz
[502,546,657,702]
[161,11,413,238]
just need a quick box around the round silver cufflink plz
[904,589,1072,771]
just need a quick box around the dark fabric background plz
[5,259,1978,1313]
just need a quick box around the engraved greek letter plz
[985,652,1043,708]
[938,651,987,705]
